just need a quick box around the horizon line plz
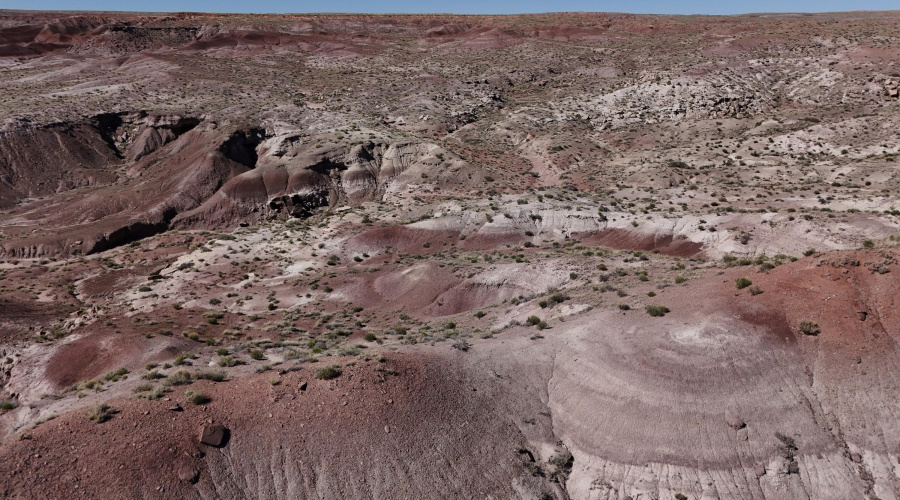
[3,8,900,17]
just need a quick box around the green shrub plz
[617,303,630,311]
[526,315,542,326]
[142,370,164,380]
[735,278,752,289]
[645,305,670,317]
[315,365,342,380]
[87,403,115,423]
[195,370,226,382]
[250,349,265,360]
[363,333,377,342]
[798,321,820,336]
[166,370,194,386]
[104,368,129,382]
[185,390,210,405]
[217,356,236,367]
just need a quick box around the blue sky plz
[3,0,899,15]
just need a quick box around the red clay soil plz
[581,228,704,257]
[0,352,556,499]
[78,265,159,299]
[337,261,462,314]
[342,226,462,257]
[42,332,190,389]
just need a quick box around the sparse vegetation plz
[645,305,670,317]
[798,321,821,336]
[315,365,342,380]
[185,390,210,405]
[87,403,115,423]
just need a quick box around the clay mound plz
[425,281,525,316]
[78,265,159,299]
[511,249,899,499]
[42,332,186,390]
[0,15,107,56]
[582,228,704,257]
[339,262,461,313]
[459,230,525,251]
[176,140,479,229]
[0,353,559,499]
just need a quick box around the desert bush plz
[315,365,342,380]
[142,370,164,380]
[736,278,752,289]
[185,390,210,405]
[217,356,236,367]
[645,305,670,317]
[798,321,820,336]
[195,370,227,382]
[87,403,115,423]
[104,368,129,382]
[166,370,194,386]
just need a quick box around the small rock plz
[851,453,862,463]
[857,311,868,322]
[298,381,307,391]
[199,424,228,447]
[177,465,199,483]
[727,418,746,430]
[168,404,183,412]
[384,425,390,434]
[755,465,766,477]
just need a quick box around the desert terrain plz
[0,8,899,499]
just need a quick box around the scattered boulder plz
[857,311,868,322]
[199,424,229,447]
[727,418,746,430]
[177,464,199,483]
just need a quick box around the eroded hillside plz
[0,9,899,500]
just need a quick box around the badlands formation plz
[0,9,899,500]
